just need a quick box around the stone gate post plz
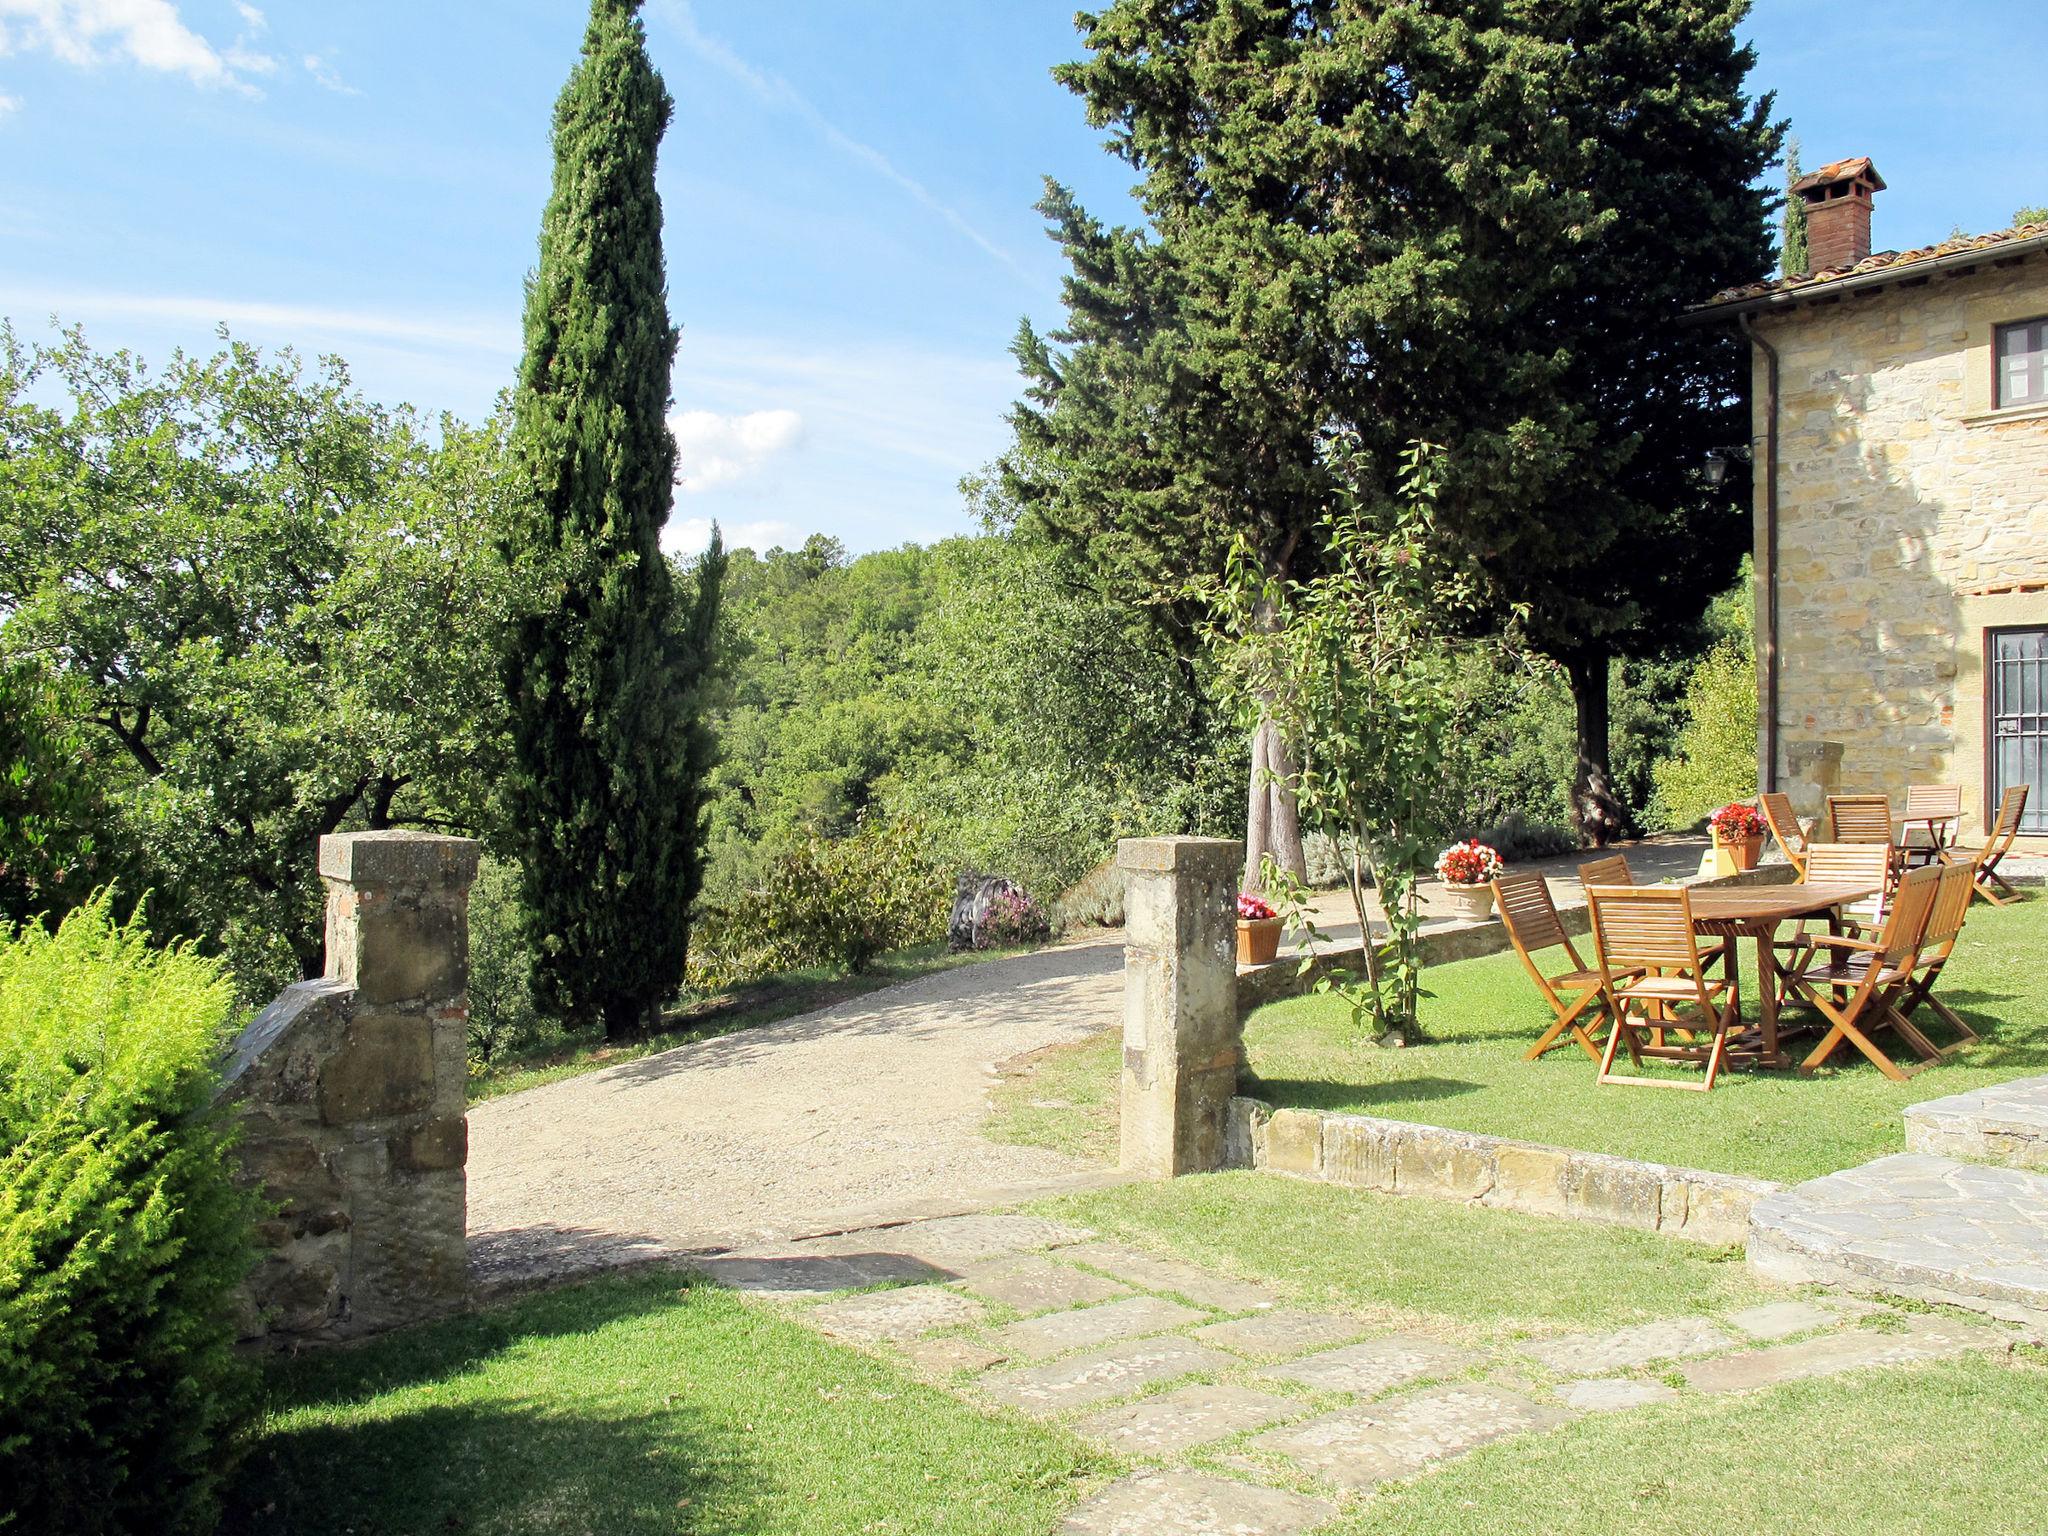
[220,830,478,1343]
[1117,836,1245,1177]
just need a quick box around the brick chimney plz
[1792,156,1885,273]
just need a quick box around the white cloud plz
[0,282,516,353]
[0,90,18,116]
[666,515,801,557]
[670,407,803,493]
[655,0,1038,292]
[0,0,273,92]
[301,50,356,96]
[232,1,262,29]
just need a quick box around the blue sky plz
[2,1,2043,556]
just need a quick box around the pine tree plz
[500,0,720,1036]
[1783,137,1810,276]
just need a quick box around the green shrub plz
[691,820,949,986]
[1651,639,1761,829]
[464,855,551,1072]
[0,893,256,1535]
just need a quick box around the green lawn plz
[994,898,2048,1184]
[1038,1174,1767,1342]
[221,1272,1110,1536]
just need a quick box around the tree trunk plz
[1243,714,1308,894]
[1563,647,1626,848]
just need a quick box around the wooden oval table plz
[1684,880,1882,1069]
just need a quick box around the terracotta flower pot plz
[1714,832,1765,872]
[1442,883,1496,922]
[1236,916,1283,965]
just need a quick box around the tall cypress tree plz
[1783,138,1810,276]
[501,0,719,1036]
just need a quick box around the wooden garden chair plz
[1787,863,1941,1081]
[1826,794,1894,846]
[1941,784,2031,907]
[1577,853,1632,889]
[1797,842,1893,935]
[1890,858,1983,1057]
[1899,784,1962,867]
[1760,792,1809,878]
[1586,885,1743,1092]
[1496,871,1618,1062]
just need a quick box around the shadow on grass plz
[1246,1073,1484,1112]
[221,1277,759,1536]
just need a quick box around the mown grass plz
[1345,1352,2048,1536]
[222,1271,1110,1536]
[994,898,2048,1184]
[1037,1173,1767,1342]
[470,941,1032,1103]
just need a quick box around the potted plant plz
[1236,893,1283,965]
[1434,841,1505,920]
[1708,802,1767,872]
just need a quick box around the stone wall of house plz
[1753,253,2048,842]
[216,830,478,1344]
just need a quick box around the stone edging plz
[1224,1097,1779,1247]
[1236,862,1797,1013]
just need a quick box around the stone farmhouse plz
[1695,158,2048,847]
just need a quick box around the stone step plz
[1749,1153,2048,1329]
[1904,1075,2048,1171]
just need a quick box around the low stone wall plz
[1225,1097,1778,1247]
[216,831,478,1344]
[1237,861,1798,1013]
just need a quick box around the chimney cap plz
[1792,156,1886,200]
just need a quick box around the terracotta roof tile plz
[1705,219,2048,307]
[1791,156,1885,195]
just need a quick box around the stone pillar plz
[1118,836,1245,1178]
[220,830,479,1343]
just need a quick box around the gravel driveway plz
[466,938,1126,1290]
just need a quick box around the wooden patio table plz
[1684,881,1882,1069]
[1900,810,1959,867]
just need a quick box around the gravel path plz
[466,938,1127,1290]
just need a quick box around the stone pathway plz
[691,1210,2026,1534]
[1750,1151,2048,1328]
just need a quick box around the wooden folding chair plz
[1496,871,1617,1062]
[1788,864,1941,1081]
[1798,842,1892,934]
[1900,784,1962,867]
[1577,854,1632,889]
[1760,792,1809,878]
[1587,885,1743,1092]
[1942,784,2031,907]
[1891,858,1982,1057]
[1826,794,1894,845]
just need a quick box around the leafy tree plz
[500,0,722,1036]
[1783,137,1810,275]
[2015,204,2048,227]
[0,660,115,929]
[0,326,508,995]
[1024,0,1778,847]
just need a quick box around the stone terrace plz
[692,1211,2026,1533]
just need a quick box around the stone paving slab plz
[1059,1469,1336,1536]
[690,1251,946,1296]
[961,1254,1133,1313]
[808,1284,987,1342]
[1903,1076,2048,1170]
[1679,1316,2012,1395]
[865,1213,1095,1266]
[993,1295,1211,1361]
[1518,1317,1732,1374]
[1725,1300,1839,1341]
[1254,1384,1569,1489]
[1556,1378,1679,1413]
[981,1337,1239,1416]
[1059,1242,1282,1313]
[1077,1384,1307,1456]
[1193,1310,1370,1359]
[1750,1153,2048,1326]
[896,1336,1008,1376]
[1259,1335,1480,1398]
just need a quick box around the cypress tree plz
[501,0,718,1036]
[1783,138,1810,276]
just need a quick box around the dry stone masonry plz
[217,831,478,1344]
